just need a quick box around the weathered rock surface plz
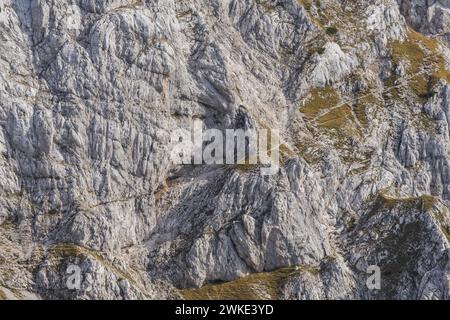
[0,0,449,300]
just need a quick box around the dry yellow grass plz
[300,86,341,119]
[353,93,380,128]
[391,30,450,100]
[433,210,450,243]
[179,266,319,300]
[297,0,313,11]
[298,86,363,164]
[317,105,352,130]
[376,192,438,212]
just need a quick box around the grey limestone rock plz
[0,0,449,300]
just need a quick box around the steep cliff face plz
[397,0,450,44]
[0,0,449,300]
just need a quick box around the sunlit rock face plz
[0,0,449,300]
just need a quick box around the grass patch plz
[9,288,24,299]
[51,244,86,258]
[353,102,368,127]
[433,210,450,243]
[444,228,450,243]
[382,75,402,101]
[392,35,426,76]
[300,86,341,119]
[179,266,319,300]
[317,105,352,130]
[316,104,361,151]
[391,34,428,99]
[353,93,382,128]
[391,30,450,101]
[298,86,365,164]
[0,288,6,300]
[376,192,438,212]
[297,0,313,11]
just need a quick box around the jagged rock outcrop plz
[0,0,449,300]
[397,0,450,44]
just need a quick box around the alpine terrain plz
[0,0,449,300]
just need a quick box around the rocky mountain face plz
[0,0,449,300]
